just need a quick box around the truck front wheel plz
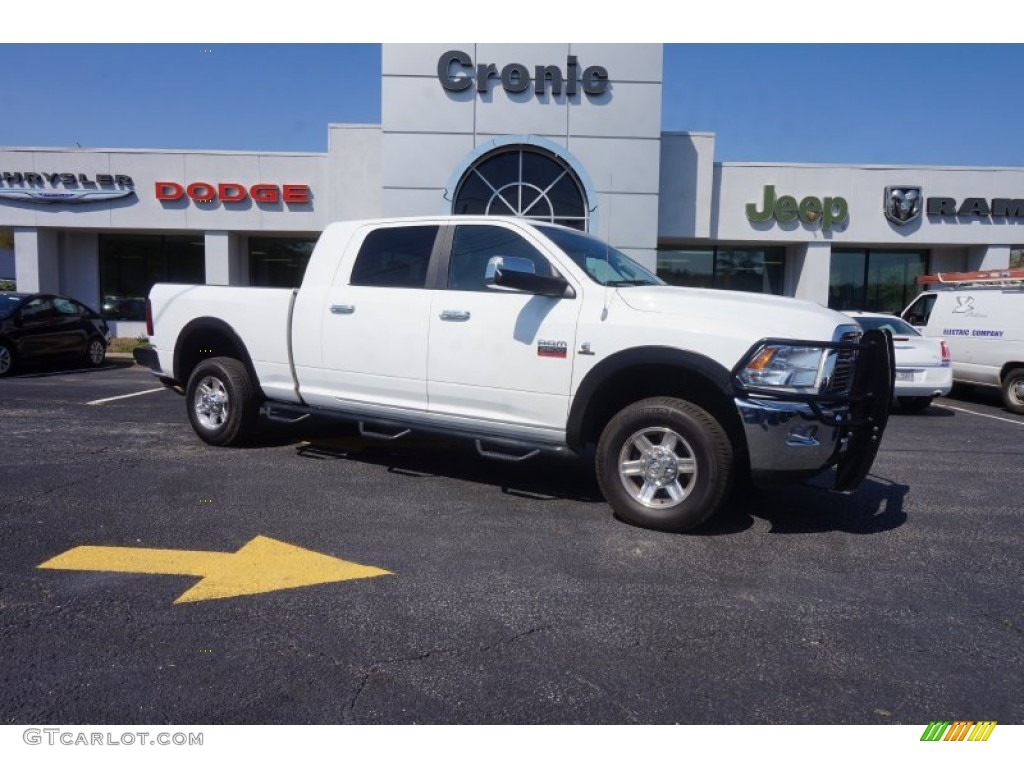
[1001,367,1024,415]
[185,357,259,446]
[596,397,734,532]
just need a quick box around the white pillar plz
[58,232,100,308]
[785,242,831,306]
[204,231,242,286]
[13,227,59,293]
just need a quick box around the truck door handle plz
[439,310,471,322]
[330,304,355,315]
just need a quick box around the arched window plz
[453,145,589,231]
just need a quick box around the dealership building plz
[1,43,1022,337]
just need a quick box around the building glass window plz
[1010,247,1023,269]
[99,234,205,321]
[829,249,928,314]
[656,247,784,294]
[249,237,317,288]
[453,145,589,231]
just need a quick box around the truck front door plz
[427,223,582,433]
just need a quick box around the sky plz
[2,11,1024,169]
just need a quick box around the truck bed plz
[148,284,300,403]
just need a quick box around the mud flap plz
[834,328,895,491]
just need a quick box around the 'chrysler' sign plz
[0,171,135,205]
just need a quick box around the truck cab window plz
[903,293,936,326]
[448,225,555,291]
[350,226,439,288]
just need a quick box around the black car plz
[0,292,111,376]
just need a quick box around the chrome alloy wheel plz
[0,345,11,375]
[88,339,105,365]
[193,375,230,430]
[617,427,698,508]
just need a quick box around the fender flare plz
[172,317,259,387]
[566,346,735,451]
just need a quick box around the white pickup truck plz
[136,216,894,532]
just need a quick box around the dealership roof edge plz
[717,160,1024,173]
[0,145,325,158]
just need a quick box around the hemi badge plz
[538,340,568,358]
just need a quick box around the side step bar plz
[263,403,311,424]
[358,422,411,441]
[260,402,566,461]
[474,439,540,462]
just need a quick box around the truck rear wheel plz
[185,357,259,446]
[1001,367,1024,415]
[596,397,733,532]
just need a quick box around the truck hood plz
[616,285,854,340]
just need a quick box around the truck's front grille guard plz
[731,334,884,428]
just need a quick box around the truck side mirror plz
[485,255,575,298]
[485,255,535,283]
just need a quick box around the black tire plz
[595,397,733,532]
[1001,367,1024,416]
[897,396,933,412]
[185,357,259,446]
[84,336,106,367]
[0,341,14,377]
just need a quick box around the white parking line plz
[938,403,1024,427]
[87,388,167,406]
[14,365,119,378]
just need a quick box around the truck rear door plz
[318,224,441,412]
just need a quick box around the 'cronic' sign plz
[437,50,609,97]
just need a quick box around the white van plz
[901,268,1024,414]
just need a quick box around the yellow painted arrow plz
[38,535,392,603]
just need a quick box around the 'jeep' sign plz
[746,185,849,231]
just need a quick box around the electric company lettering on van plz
[942,328,1005,337]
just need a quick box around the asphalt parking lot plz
[1,360,1021,725]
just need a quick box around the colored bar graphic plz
[920,720,996,742]
[921,721,950,741]
[968,721,997,742]
[944,721,973,741]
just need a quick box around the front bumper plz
[736,398,846,483]
[734,328,895,491]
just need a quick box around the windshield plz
[0,292,27,319]
[537,226,663,287]
[854,315,920,336]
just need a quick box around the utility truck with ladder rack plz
[902,267,1024,415]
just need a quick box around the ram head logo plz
[884,186,923,225]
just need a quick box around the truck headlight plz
[736,344,834,394]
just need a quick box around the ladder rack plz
[916,267,1024,287]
